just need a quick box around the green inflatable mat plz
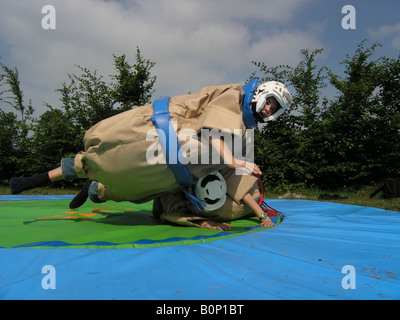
[0,198,281,249]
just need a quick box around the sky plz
[0,0,399,117]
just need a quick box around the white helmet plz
[252,81,292,122]
[195,172,227,212]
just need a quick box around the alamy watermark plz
[40,5,357,33]
[41,5,56,30]
[341,265,356,290]
[342,5,356,30]
[41,265,56,290]
[146,123,255,175]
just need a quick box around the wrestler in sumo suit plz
[10,78,292,230]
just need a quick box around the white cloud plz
[367,23,400,50]
[249,28,325,67]
[367,23,400,38]
[0,0,319,116]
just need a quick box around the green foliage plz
[56,47,156,148]
[111,47,156,110]
[0,62,35,178]
[253,41,400,190]
[0,48,156,181]
[0,110,19,178]
[1,41,399,192]
[30,107,82,174]
[58,66,115,130]
[253,48,331,189]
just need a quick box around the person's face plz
[260,97,280,118]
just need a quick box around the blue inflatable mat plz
[0,196,399,300]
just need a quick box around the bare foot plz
[198,221,232,231]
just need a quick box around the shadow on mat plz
[24,209,163,227]
[94,210,162,226]
[23,209,261,232]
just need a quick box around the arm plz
[209,137,262,176]
[243,193,276,227]
[210,137,273,226]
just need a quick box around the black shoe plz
[9,177,35,194]
[69,179,92,209]
[9,172,50,194]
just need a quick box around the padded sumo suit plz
[71,79,262,227]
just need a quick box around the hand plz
[251,163,262,176]
[230,160,262,176]
[260,217,276,227]
[198,220,232,231]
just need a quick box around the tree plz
[30,107,81,174]
[57,66,116,132]
[0,110,18,180]
[0,64,34,122]
[0,48,157,181]
[252,48,330,190]
[0,62,35,178]
[251,41,400,190]
[111,47,156,110]
[57,48,156,140]
[324,41,400,187]
[373,56,400,180]
[50,48,156,156]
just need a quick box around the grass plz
[0,184,81,196]
[1,183,400,212]
[263,184,400,212]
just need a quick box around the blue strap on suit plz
[151,96,205,213]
